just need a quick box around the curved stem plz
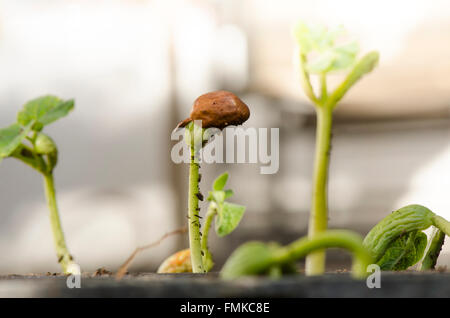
[188,140,204,273]
[421,227,445,271]
[279,230,372,278]
[432,214,450,237]
[298,51,319,104]
[43,173,73,274]
[306,105,333,275]
[201,203,217,272]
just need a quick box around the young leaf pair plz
[0,95,75,274]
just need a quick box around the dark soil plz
[0,271,449,298]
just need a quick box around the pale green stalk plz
[187,125,204,273]
[43,173,73,273]
[301,51,380,276]
[201,203,217,272]
[306,104,333,275]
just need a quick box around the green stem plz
[298,52,319,104]
[421,227,445,271]
[432,214,450,237]
[201,203,217,272]
[188,141,205,273]
[279,230,372,279]
[43,173,73,274]
[305,105,333,275]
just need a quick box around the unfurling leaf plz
[17,95,74,130]
[215,202,246,237]
[0,122,33,159]
[363,205,435,263]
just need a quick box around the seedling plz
[363,204,450,271]
[0,95,75,274]
[158,172,246,273]
[202,172,246,271]
[221,230,372,280]
[170,91,249,274]
[293,22,379,275]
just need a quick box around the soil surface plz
[0,271,449,298]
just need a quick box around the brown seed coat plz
[177,91,250,129]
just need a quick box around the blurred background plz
[0,0,448,274]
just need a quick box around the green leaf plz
[0,123,33,159]
[215,202,246,237]
[213,172,229,191]
[39,100,74,126]
[328,51,379,107]
[224,189,234,199]
[294,21,363,81]
[17,96,74,129]
[293,22,344,54]
[331,41,359,70]
[306,51,335,73]
[377,231,427,271]
[305,41,360,74]
[208,172,234,203]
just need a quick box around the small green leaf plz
[215,202,246,237]
[224,189,234,199]
[294,21,362,79]
[208,173,233,203]
[0,123,33,159]
[17,96,74,129]
[331,41,359,70]
[293,22,344,54]
[39,100,74,126]
[293,22,315,53]
[328,51,379,106]
[305,42,359,74]
[213,172,229,191]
